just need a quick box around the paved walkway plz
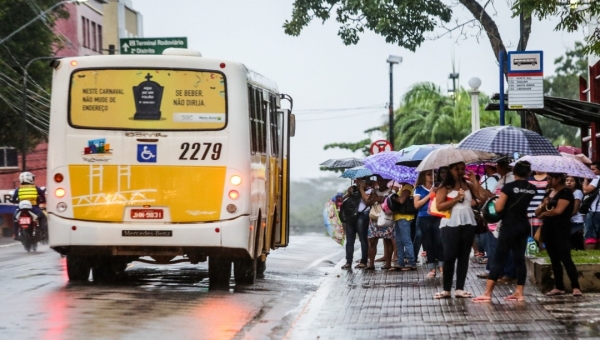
[285,254,600,339]
[0,236,18,248]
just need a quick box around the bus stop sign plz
[370,140,393,155]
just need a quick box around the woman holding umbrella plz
[434,161,487,299]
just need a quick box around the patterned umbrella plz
[320,157,364,169]
[395,144,445,167]
[416,146,496,171]
[510,155,595,179]
[340,166,373,179]
[561,152,592,165]
[363,151,418,184]
[557,145,582,155]
[457,126,560,156]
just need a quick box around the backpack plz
[339,193,362,224]
[579,186,600,214]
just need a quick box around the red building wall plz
[0,143,47,190]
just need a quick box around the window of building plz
[97,25,103,53]
[0,147,18,169]
[91,22,96,51]
[82,16,87,48]
[86,18,91,49]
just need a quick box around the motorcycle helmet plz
[19,172,35,184]
[18,200,33,210]
[481,196,503,224]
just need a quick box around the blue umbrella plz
[340,166,373,179]
[395,144,444,167]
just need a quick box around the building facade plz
[54,0,108,58]
[103,0,143,54]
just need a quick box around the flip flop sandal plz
[341,263,351,269]
[545,289,565,296]
[434,291,451,299]
[365,266,375,270]
[355,263,367,269]
[472,296,492,303]
[400,267,414,271]
[427,270,436,278]
[454,290,473,298]
[573,292,583,297]
[381,265,391,270]
[388,267,399,271]
[504,295,525,302]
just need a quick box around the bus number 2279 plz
[179,142,223,160]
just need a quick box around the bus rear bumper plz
[48,214,251,258]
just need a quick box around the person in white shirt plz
[566,176,584,250]
[480,165,500,194]
[582,161,600,250]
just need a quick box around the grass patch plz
[536,249,600,264]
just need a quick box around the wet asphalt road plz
[0,234,342,340]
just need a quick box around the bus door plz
[273,109,294,247]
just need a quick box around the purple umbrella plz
[363,151,418,184]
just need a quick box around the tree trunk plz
[459,0,542,135]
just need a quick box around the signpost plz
[119,37,188,55]
[370,140,393,155]
[507,51,544,109]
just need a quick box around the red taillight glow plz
[228,190,239,200]
[230,175,241,186]
[70,60,78,67]
[219,63,226,68]
[54,173,64,183]
[55,188,66,198]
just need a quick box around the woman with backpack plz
[340,177,373,270]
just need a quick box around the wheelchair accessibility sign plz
[137,144,157,163]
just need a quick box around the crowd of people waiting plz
[334,158,600,301]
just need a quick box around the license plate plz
[130,209,163,219]
[19,217,31,225]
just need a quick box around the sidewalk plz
[285,255,600,339]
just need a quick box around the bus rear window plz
[69,69,226,130]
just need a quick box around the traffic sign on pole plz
[119,37,188,55]
[370,140,393,155]
[507,50,544,109]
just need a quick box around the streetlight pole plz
[468,77,482,133]
[22,56,57,171]
[386,55,402,150]
[0,0,88,46]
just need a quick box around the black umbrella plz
[457,126,560,156]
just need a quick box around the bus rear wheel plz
[66,255,92,281]
[209,255,232,287]
[234,256,256,284]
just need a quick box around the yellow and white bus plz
[46,48,294,284]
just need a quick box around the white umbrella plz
[416,146,496,171]
[510,155,595,179]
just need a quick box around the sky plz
[133,0,584,181]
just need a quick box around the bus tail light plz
[70,60,78,67]
[57,202,67,212]
[226,204,237,213]
[230,175,241,185]
[55,188,66,198]
[54,173,64,183]
[228,190,239,200]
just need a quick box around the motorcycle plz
[15,200,41,252]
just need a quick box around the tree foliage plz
[393,82,520,148]
[0,0,68,149]
[289,177,347,233]
[283,0,452,51]
[284,0,542,133]
[513,0,600,56]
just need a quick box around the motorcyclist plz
[11,172,47,240]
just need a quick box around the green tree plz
[538,41,587,146]
[514,0,600,56]
[284,0,542,133]
[394,82,519,148]
[0,1,69,149]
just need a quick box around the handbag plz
[369,202,382,221]
[428,192,451,219]
[469,185,488,235]
[377,211,394,228]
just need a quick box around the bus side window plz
[248,86,258,154]
[269,94,279,156]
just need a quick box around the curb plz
[0,242,20,249]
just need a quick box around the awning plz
[484,95,600,127]
[0,204,17,214]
